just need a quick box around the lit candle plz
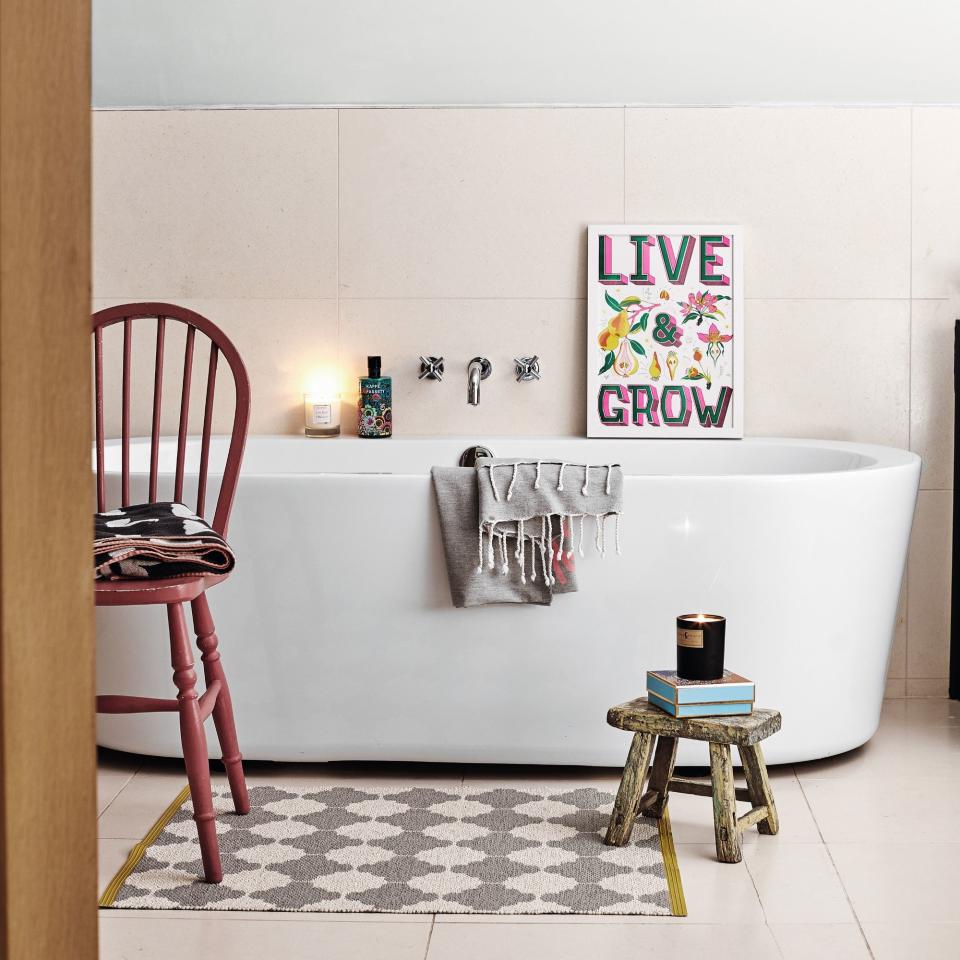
[676,613,726,681]
[303,373,341,438]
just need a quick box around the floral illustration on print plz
[682,348,713,389]
[597,290,650,377]
[697,322,734,364]
[676,290,731,326]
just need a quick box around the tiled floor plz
[97,698,960,959]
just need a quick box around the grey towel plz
[431,458,622,608]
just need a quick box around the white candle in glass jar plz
[303,376,341,438]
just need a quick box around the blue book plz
[648,691,754,718]
[647,669,754,706]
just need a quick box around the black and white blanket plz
[94,502,236,581]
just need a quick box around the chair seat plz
[607,697,781,746]
[95,573,228,606]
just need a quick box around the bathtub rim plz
[97,435,921,482]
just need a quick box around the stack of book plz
[647,669,755,718]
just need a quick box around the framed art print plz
[586,225,744,438]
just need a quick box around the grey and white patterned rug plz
[101,783,685,915]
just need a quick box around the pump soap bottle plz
[358,355,392,438]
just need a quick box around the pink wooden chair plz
[93,302,251,883]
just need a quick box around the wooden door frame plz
[0,1,97,958]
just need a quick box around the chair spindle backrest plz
[91,303,251,536]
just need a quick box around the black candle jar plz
[676,614,726,681]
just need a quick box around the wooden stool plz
[603,697,781,863]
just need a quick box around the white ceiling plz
[93,0,960,108]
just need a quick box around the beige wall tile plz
[906,678,949,697]
[338,108,623,299]
[625,108,911,300]
[906,490,952,680]
[338,299,584,435]
[910,298,959,489]
[913,107,960,298]
[93,110,338,299]
[744,300,909,447]
[93,298,338,436]
[888,584,907,680]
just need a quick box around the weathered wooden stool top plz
[607,698,781,746]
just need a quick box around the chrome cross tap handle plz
[514,356,541,382]
[418,356,444,381]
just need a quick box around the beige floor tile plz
[795,698,960,780]
[769,923,870,959]
[97,749,140,817]
[97,766,208,840]
[863,921,960,960]
[884,678,906,699]
[802,776,960,843]
[99,838,136,894]
[828,842,960,923]
[427,920,780,959]
[743,845,854,924]
[99,914,432,960]
[671,844,765,924]
[667,780,820,847]
[243,760,466,791]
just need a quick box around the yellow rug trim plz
[99,784,191,908]
[658,806,687,917]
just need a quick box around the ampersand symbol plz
[652,312,682,347]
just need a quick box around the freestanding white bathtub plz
[96,436,919,767]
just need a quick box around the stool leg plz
[605,732,653,846]
[709,741,741,864]
[740,743,779,836]
[641,735,677,820]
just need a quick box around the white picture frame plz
[586,224,744,438]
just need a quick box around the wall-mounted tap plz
[467,357,492,405]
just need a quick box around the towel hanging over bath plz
[431,458,623,608]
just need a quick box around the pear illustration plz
[649,352,662,381]
[613,339,639,377]
[666,350,679,381]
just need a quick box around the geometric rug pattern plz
[101,784,685,915]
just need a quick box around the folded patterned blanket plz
[94,501,236,581]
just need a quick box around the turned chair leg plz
[641,735,678,820]
[740,743,779,835]
[169,602,222,884]
[709,741,741,863]
[605,732,654,846]
[191,592,249,816]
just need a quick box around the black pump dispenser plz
[367,355,381,378]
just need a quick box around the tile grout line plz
[423,915,436,958]
[96,760,143,824]
[906,105,913,685]
[796,777,876,960]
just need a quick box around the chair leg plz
[169,602,222,883]
[605,732,654,846]
[740,743,779,836]
[709,741,742,864]
[191,592,249,816]
[641,735,678,820]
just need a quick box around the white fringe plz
[579,513,586,557]
[499,532,509,574]
[615,512,622,555]
[488,466,502,502]
[534,460,542,490]
[557,461,566,491]
[582,464,590,496]
[477,523,485,572]
[488,521,496,569]
[506,462,519,501]
[605,465,612,496]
